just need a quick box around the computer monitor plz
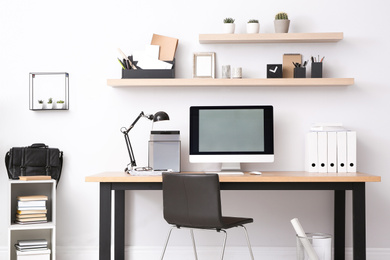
[189,105,274,173]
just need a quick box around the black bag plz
[5,143,63,183]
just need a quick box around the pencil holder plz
[294,67,306,78]
[296,233,331,260]
[311,62,323,78]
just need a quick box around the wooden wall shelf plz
[107,78,354,87]
[199,32,343,44]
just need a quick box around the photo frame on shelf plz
[193,52,215,78]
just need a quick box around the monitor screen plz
[189,105,274,168]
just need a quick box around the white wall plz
[0,0,389,258]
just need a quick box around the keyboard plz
[129,170,164,176]
[205,171,244,175]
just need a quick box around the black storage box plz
[122,56,175,79]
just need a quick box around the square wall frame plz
[29,72,69,111]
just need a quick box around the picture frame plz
[193,52,215,78]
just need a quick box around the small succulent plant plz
[223,17,235,23]
[275,12,289,20]
[38,100,43,104]
[57,100,64,104]
[48,98,53,104]
[248,19,259,23]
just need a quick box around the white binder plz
[305,132,318,172]
[317,132,328,173]
[347,131,357,172]
[337,131,347,173]
[327,132,337,173]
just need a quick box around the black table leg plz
[115,190,125,260]
[100,183,112,260]
[353,183,366,260]
[334,190,346,260]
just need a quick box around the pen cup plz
[296,233,331,260]
[294,67,306,78]
[311,62,323,78]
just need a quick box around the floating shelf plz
[107,78,354,87]
[199,32,344,44]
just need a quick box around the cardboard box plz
[283,54,302,78]
[17,249,51,260]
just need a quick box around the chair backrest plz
[162,173,223,229]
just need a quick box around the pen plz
[117,58,126,70]
[320,56,325,62]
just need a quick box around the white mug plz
[232,67,242,79]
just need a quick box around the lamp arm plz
[125,111,147,134]
[123,131,136,171]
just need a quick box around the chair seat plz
[174,216,253,230]
[220,216,253,229]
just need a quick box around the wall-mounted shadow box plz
[29,72,69,111]
[121,56,175,79]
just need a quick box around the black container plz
[122,57,175,79]
[311,62,323,78]
[294,67,306,78]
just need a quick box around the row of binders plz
[305,130,356,173]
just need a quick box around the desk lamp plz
[120,111,170,173]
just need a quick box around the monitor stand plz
[206,163,244,175]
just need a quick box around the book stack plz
[15,239,51,260]
[16,195,48,224]
[15,239,48,252]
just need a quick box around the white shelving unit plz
[8,180,56,260]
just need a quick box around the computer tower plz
[148,131,180,172]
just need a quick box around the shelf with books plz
[8,180,56,260]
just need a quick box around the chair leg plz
[160,226,175,260]
[189,229,198,260]
[240,225,255,260]
[219,230,228,260]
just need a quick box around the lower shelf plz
[8,227,56,260]
[107,78,354,87]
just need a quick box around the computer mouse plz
[249,171,262,175]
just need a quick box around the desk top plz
[85,171,381,183]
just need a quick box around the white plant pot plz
[46,103,53,109]
[246,23,259,34]
[57,103,64,109]
[274,20,290,33]
[37,104,43,109]
[223,23,235,34]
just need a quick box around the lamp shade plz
[153,111,170,122]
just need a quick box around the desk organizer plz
[294,67,306,78]
[311,62,323,78]
[122,57,175,79]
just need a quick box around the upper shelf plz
[107,78,354,87]
[198,32,344,44]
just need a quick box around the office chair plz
[161,173,255,260]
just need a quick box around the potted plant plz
[37,100,44,109]
[223,18,235,34]
[274,12,290,33]
[247,19,259,34]
[56,100,65,109]
[47,98,53,109]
